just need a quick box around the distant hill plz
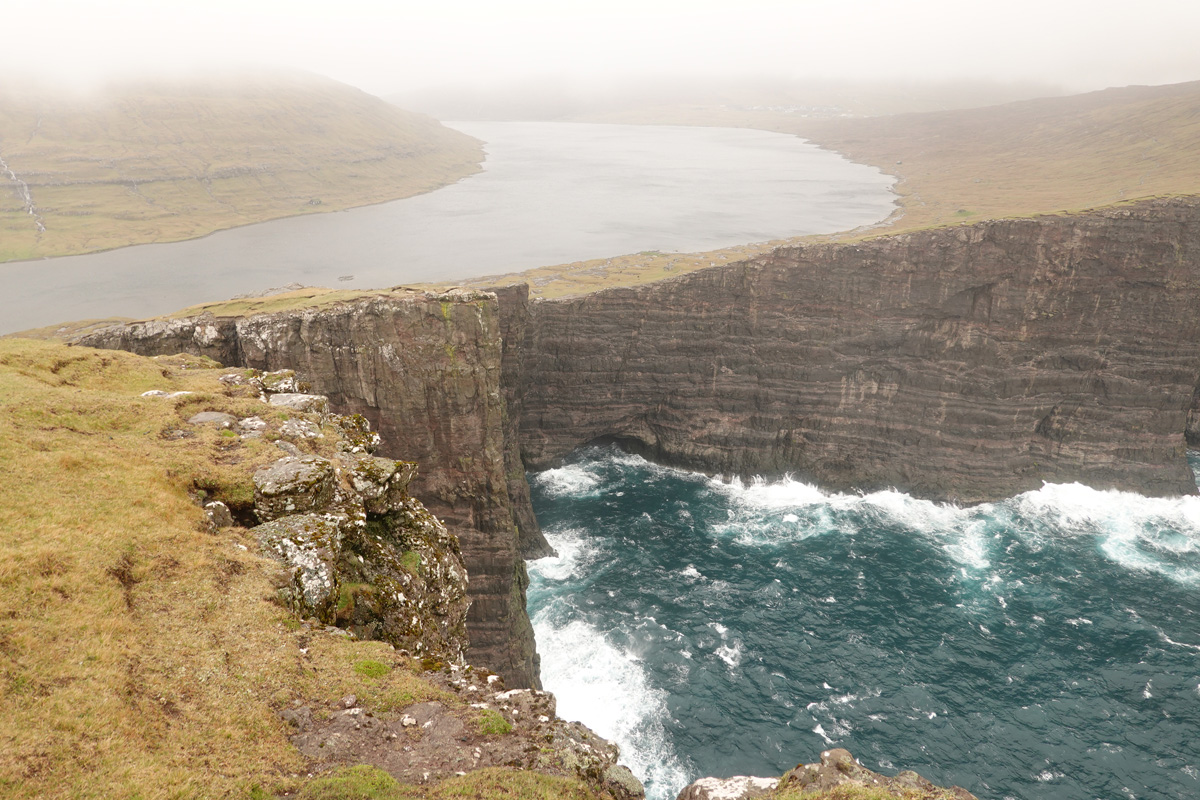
[785,80,1200,233]
[0,72,482,262]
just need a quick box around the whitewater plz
[527,446,1200,800]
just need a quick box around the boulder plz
[253,456,336,521]
[255,513,344,622]
[346,455,418,515]
[254,369,309,394]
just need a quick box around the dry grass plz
[0,339,616,799]
[0,340,450,798]
[0,72,482,261]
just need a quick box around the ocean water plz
[527,447,1200,800]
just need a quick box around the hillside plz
[0,72,482,262]
[792,80,1200,233]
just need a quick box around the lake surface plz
[528,447,1200,800]
[0,122,894,333]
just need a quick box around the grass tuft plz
[354,659,392,680]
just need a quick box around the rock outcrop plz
[516,196,1200,502]
[676,748,975,800]
[82,292,544,687]
[181,368,471,662]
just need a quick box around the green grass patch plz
[297,765,406,800]
[474,708,513,736]
[354,659,392,680]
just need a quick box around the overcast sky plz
[4,0,1199,97]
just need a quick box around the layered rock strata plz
[81,291,543,687]
[517,197,1200,501]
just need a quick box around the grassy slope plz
[0,340,597,799]
[0,72,482,261]
[789,80,1200,233]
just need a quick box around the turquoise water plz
[527,447,1200,800]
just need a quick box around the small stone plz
[239,416,268,431]
[204,501,234,529]
[401,715,417,727]
[142,389,193,398]
[187,411,238,428]
[342,695,357,709]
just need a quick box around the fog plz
[3,0,1199,101]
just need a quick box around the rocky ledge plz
[165,365,643,798]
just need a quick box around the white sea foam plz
[528,528,602,583]
[531,613,691,800]
[532,463,604,498]
[1011,482,1200,584]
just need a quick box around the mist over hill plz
[0,71,482,262]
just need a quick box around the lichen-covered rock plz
[204,501,234,529]
[335,414,381,455]
[279,418,323,440]
[255,513,344,621]
[345,455,418,515]
[254,369,310,395]
[676,776,778,800]
[268,393,329,415]
[335,497,469,661]
[254,456,336,521]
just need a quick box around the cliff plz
[517,196,1200,502]
[78,196,1200,693]
[80,289,546,688]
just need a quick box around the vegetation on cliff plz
[0,340,631,799]
[0,71,482,262]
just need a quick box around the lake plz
[1,122,895,334]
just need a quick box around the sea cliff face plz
[517,196,1200,502]
[81,196,1200,687]
[80,289,545,688]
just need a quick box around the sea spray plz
[528,446,1200,800]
